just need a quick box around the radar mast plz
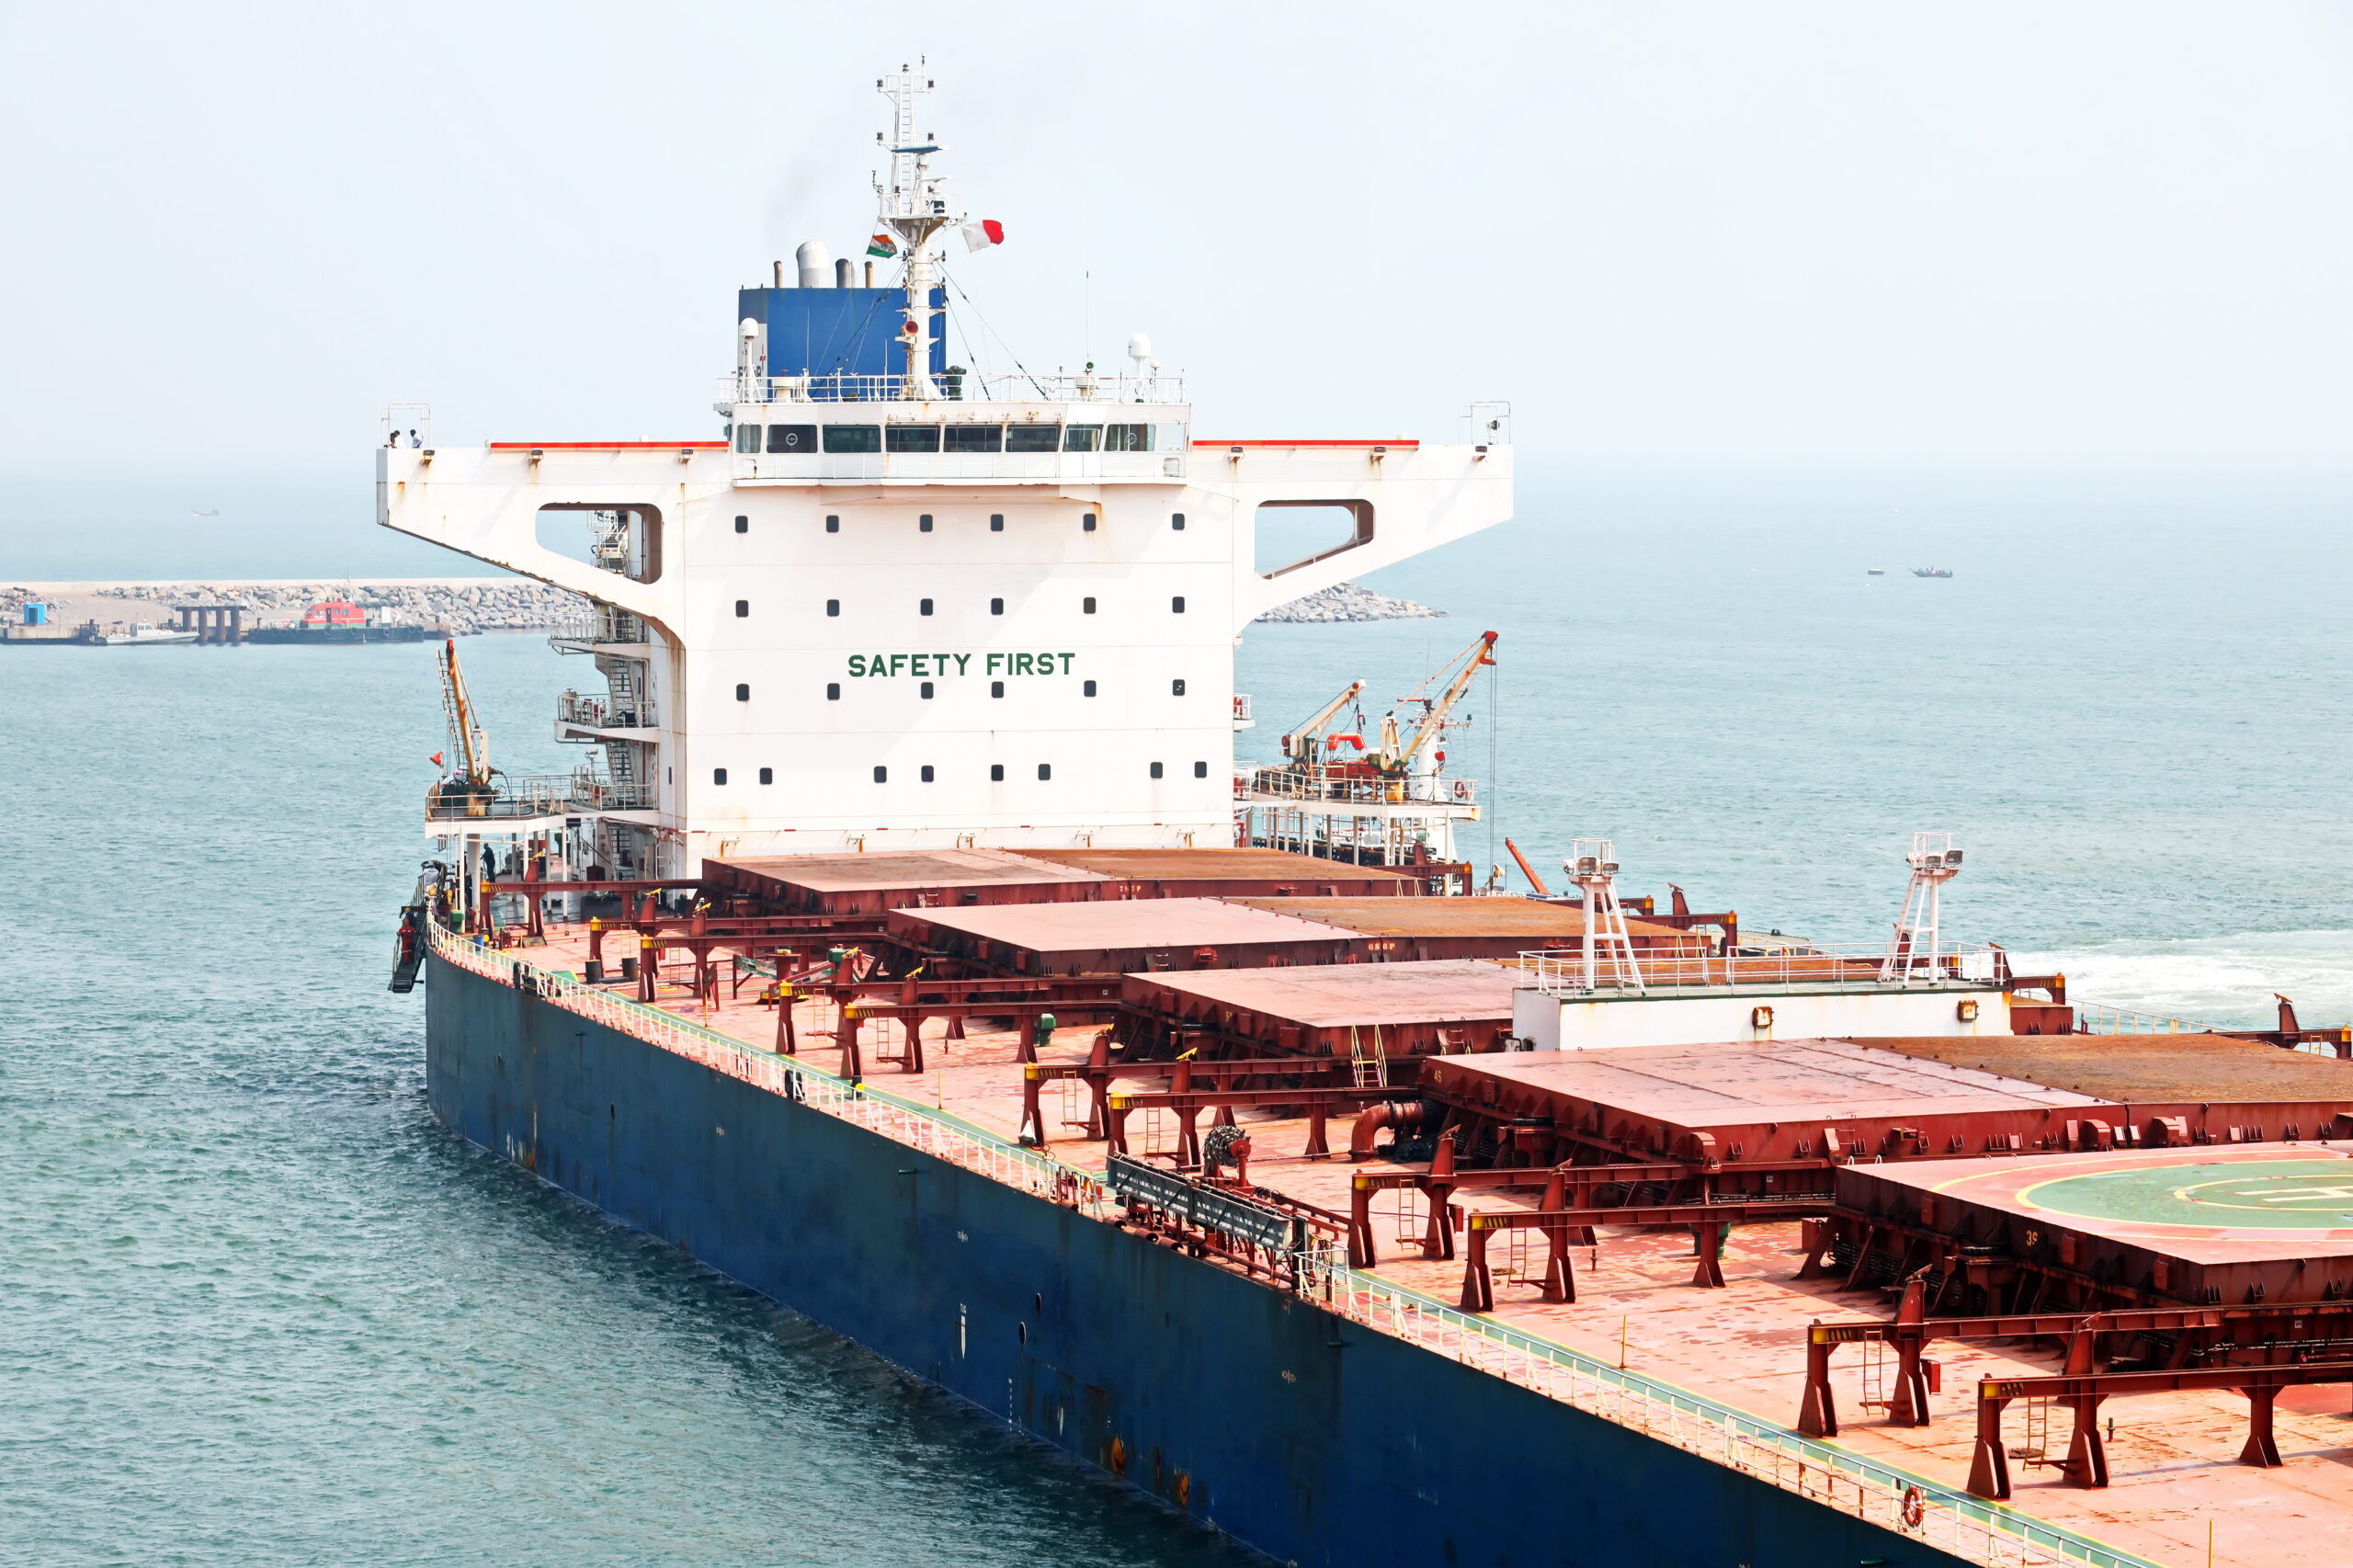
[875,62,957,400]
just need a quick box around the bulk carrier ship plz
[385,68,2353,1568]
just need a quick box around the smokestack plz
[835,256,856,289]
[864,260,876,287]
[795,240,832,289]
[773,259,783,288]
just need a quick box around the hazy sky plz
[6,1,2353,472]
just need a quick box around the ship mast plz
[875,63,955,400]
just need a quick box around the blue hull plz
[426,951,1964,1568]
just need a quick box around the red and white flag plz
[960,219,1005,252]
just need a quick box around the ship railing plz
[556,692,658,730]
[727,370,1187,405]
[1302,1263,2159,1568]
[424,772,654,823]
[426,923,1118,1221]
[1242,766,1476,808]
[548,608,650,649]
[1518,941,2006,996]
[2073,1000,2214,1036]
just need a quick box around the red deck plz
[500,915,2353,1567]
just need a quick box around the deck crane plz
[432,637,504,811]
[1279,679,1368,772]
[1371,631,1498,784]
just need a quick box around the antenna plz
[1563,838,1645,994]
[1881,831,1964,983]
[874,64,954,399]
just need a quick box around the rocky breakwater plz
[1253,580,1444,624]
[84,579,589,635]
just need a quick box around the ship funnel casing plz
[835,256,857,289]
[796,241,833,288]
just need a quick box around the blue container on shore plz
[22,603,46,626]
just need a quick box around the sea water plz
[6,466,2349,1562]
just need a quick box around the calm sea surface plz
[7,467,2351,1562]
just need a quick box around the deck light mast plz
[1881,831,1963,983]
[875,63,956,400]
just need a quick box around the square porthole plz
[1193,761,1209,778]
[1171,512,1185,530]
[1082,513,1097,531]
[758,767,774,784]
[1171,678,1186,696]
[991,680,1005,698]
[1149,761,1164,779]
[1171,596,1186,613]
[735,683,750,701]
[990,597,1004,615]
[1083,597,1096,614]
[920,765,935,782]
[920,680,934,699]
[1038,763,1051,780]
[734,599,748,618]
[873,766,888,783]
[990,764,1005,782]
[734,515,748,534]
[825,599,840,617]
[990,514,1005,532]
[713,767,728,785]
[918,514,933,532]
[1082,679,1097,697]
[825,515,840,533]
[826,683,841,700]
[920,598,934,616]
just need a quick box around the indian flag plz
[865,233,896,258]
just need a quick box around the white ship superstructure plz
[381,68,1511,878]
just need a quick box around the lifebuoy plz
[1450,778,1472,801]
[1900,1484,1926,1528]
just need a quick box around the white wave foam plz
[2012,930,2353,1028]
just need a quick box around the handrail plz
[426,923,1113,1219]
[1302,1265,2160,1568]
[1519,941,2007,997]
[426,921,2154,1568]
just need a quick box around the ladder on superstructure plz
[1565,838,1646,994]
[1349,1023,1390,1089]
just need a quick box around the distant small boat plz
[1867,567,1885,575]
[95,621,198,646]
[1911,567,1953,579]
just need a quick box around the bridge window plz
[822,425,881,453]
[1103,424,1152,451]
[889,426,941,453]
[1063,426,1100,452]
[944,425,1003,453]
[767,424,816,454]
[1006,425,1060,452]
[733,425,758,454]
